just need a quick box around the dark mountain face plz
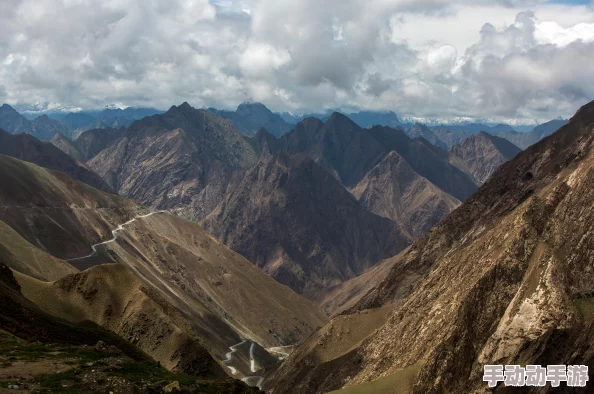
[351,151,460,238]
[531,118,568,139]
[0,104,71,140]
[208,102,293,137]
[278,110,401,129]
[367,126,478,201]
[428,127,473,148]
[449,131,522,184]
[56,107,162,133]
[277,111,331,124]
[50,132,83,161]
[280,113,387,186]
[31,114,74,140]
[74,127,126,161]
[0,129,113,193]
[267,100,594,394]
[405,123,448,150]
[493,118,568,149]
[86,103,258,220]
[0,104,33,134]
[59,112,97,129]
[201,153,411,294]
[246,127,282,159]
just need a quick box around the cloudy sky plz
[1,0,594,122]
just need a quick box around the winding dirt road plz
[222,339,265,388]
[66,211,167,261]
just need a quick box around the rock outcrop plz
[267,100,594,394]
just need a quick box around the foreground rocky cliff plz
[267,100,594,394]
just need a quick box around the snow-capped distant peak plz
[104,103,129,110]
[399,115,541,127]
[13,101,83,115]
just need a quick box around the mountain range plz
[0,103,162,141]
[0,128,113,192]
[65,104,489,295]
[3,101,568,150]
[1,92,589,394]
[2,99,537,300]
[448,131,523,184]
[266,99,594,394]
[0,152,327,386]
[208,102,294,137]
[0,104,74,140]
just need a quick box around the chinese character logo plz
[483,365,588,388]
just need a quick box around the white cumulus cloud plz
[0,0,593,122]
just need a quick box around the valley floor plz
[0,331,262,394]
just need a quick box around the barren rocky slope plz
[351,151,460,238]
[495,118,568,149]
[267,100,594,394]
[87,103,258,220]
[69,127,125,161]
[0,220,78,281]
[431,127,474,148]
[201,153,411,294]
[0,130,113,193]
[0,155,327,382]
[0,154,141,259]
[449,131,522,184]
[50,132,84,161]
[208,102,293,137]
[14,265,226,376]
[0,104,72,140]
[0,263,264,393]
[405,123,448,150]
[366,125,477,201]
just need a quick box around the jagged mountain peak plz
[1,103,17,111]
[179,101,193,110]
[325,111,359,126]
[237,101,269,111]
[207,101,293,138]
[269,98,594,394]
[410,122,429,130]
[449,131,521,184]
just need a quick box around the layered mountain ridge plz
[0,154,327,384]
[201,152,411,294]
[0,129,113,193]
[448,131,522,184]
[266,99,594,394]
[79,104,481,294]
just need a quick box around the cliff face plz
[201,153,411,294]
[87,104,258,221]
[267,101,594,394]
[351,151,460,238]
[81,105,483,296]
[449,131,522,184]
